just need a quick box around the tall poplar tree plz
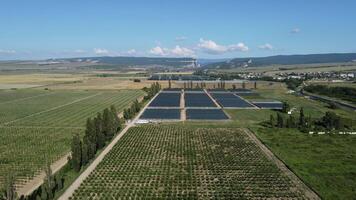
[71,133,82,172]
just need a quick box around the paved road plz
[58,93,158,200]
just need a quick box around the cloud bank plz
[0,49,16,54]
[198,38,248,54]
[258,43,273,50]
[93,48,110,55]
[149,45,195,57]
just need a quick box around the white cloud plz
[171,46,195,57]
[175,36,187,42]
[149,46,167,56]
[93,48,110,55]
[198,38,248,54]
[0,49,16,54]
[149,45,195,57]
[126,49,137,55]
[259,43,273,50]
[291,28,300,34]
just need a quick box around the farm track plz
[0,90,145,191]
[2,93,102,126]
[15,94,142,196]
[243,129,320,199]
[233,93,260,108]
[17,153,70,196]
[180,91,186,121]
[204,89,222,108]
[58,92,158,200]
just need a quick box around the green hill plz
[205,53,356,69]
[59,56,197,67]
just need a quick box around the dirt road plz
[17,153,70,196]
[58,92,158,200]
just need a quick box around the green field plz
[180,84,356,199]
[308,81,356,89]
[70,125,310,199]
[229,86,356,199]
[0,89,144,187]
[257,85,355,120]
[254,128,356,200]
[2,80,355,199]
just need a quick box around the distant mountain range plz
[46,56,197,68]
[204,53,356,69]
[197,58,231,65]
[8,53,356,70]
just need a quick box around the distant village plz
[239,71,355,81]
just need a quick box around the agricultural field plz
[70,125,314,199]
[307,81,356,89]
[0,73,86,89]
[258,84,355,120]
[216,63,356,74]
[0,71,175,90]
[254,128,356,199]
[0,89,144,188]
[45,77,173,90]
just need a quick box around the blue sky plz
[1,0,356,60]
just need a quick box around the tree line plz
[181,80,256,90]
[3,162,66,200]
[2,105,122,200]
[2,83,162,200]
[70,105,121,172]
[270,107,312,131]
[143,82,161,100]
[123,100,142,121]
[71,82,162,172]
[269,105,353,132]
[304,84,356,104]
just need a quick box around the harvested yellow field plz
[0,74,85,85]
[46,77,174,90]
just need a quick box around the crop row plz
[0,90,91,124]
[6,92,139,127]
[0,89,47,103]
[0,90,144,188]
[0,127,80,185]
[71,126,306,199]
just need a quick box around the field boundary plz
[59,92,158,200]
[233,93,259,108]
[243,129,320,199]
[17,153,70,196]
[180,91,186,121]
[2,92,102,126]
[204,89,222,108]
